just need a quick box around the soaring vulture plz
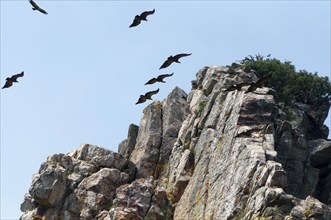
[225,82,252,92]
[129,9,155,28]
[2,71,24,89]
[135,88,159,104]
[145,73,174,85]
[159,53,192,69]
[245,74,272,93]
[225,74,272,93]
[29,0,48,14]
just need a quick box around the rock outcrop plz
[20,144,136,220]
[118,124,139,159]
[21,65,331,220]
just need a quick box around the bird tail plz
[32,8,37,10]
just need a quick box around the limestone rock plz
[129,87,188,180]
[289,196,331,220]
[118,124,139,159]
[29,162,67,208]
[111,178,173,220]
[70,144,136,179]
[21,64,331,220]
[306,139,331,206]
[309,139,331,167]
[65,168,129,219]
[129,101,163,178]
[275,106,321,198]
[157,87,188,180]
[245,187,298,219]
[20,144,136,220]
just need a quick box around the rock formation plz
[21,65,331,219]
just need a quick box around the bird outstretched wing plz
[140,9,155,20]
[157,73,174,81]
[173,53,192,62]
[37,7,48,14]
[29,0,39,9]
[11,71,24,81]
[246,74,272,93]
[145,88,159,99]
[225,82,251,92]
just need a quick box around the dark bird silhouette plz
[245,74,272,93]
[225,82,251,92]
[29,0,48,14]
[2,71,24,89]
[135,88,159,104]
[159,53,192,69]
[225,74,272,93]
[129,9,155,28]
[145,73,174,85]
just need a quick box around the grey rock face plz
[172,68,279,219]
[168,66,330,219]
[309,139,331,167]
[309,139,331,206]
[129,100,163,178]
[289,196,331,220]
[274,106,320,198]
[65,168,129,219]
[129,87,188,180]
[21,65,331,220]
[157,87,188,181]
[29,162,67,208]
[111,178,173,220]
[118,124,139,159]
[20,144,136,220]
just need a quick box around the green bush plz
[241,55,331,109]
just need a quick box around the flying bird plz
[29,0,48,14]
[129,9,155,28]
[245,74,272,93]
[225,82,251,92]
[225,74,272,93]
[145,73,174,85]
[135,88,159,104]
[2,71,24,89]
[159,53,192,69]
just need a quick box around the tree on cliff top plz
[241,55,331,109]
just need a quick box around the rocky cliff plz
[21,65,331,220]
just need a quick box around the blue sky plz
[1,1,330,219]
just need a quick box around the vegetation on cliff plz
[241,54,331,109]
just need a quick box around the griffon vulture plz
[145,73,174,85]
[2,71,24,89]
[135,88,159,104]
[159,53,192,69]
[29,0,48,14]
[129,9,155,28]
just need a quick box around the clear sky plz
[1,0,330,219]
